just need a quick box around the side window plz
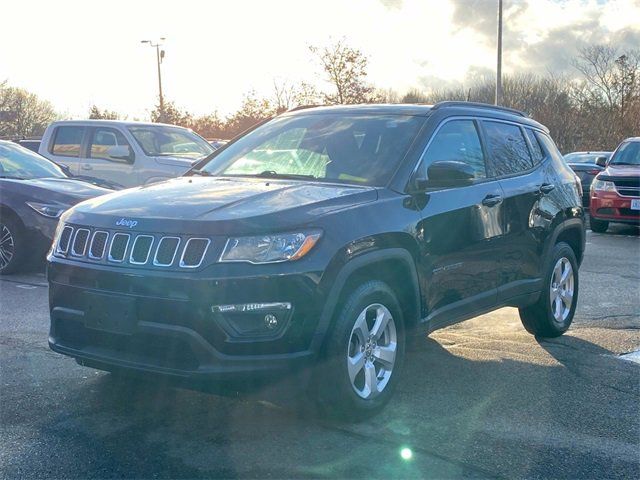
[419,119,486,180]
[525,129,544,164]
[483,121,534,176]
[89,128,134,163]
[51,126,85,157]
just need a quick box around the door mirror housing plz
[106,145,134,163]
[424,160,476,187]
[595,156,608,168]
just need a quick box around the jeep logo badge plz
[116,218,138,229]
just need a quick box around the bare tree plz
[309,40,379,104]
[88,105,120,120]
[272,80,320,112]
[0,82,58,137]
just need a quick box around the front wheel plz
[0,217,25,275]
[519,242,579,337]
[314,281,405,421]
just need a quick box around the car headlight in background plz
[220,231,322,264]
[591,178,616,192]
[26,202,67,218]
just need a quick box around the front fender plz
[310,247,421,352]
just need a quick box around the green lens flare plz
[400,447,413,460]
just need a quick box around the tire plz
[590,216,609,233]
[0,215,26,275]
[314,280,405,421]
[519,242,579,338]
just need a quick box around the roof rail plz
[432,101,527,117]
[286,104,326,112]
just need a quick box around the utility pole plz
[141,38,166,121]
[495,0,503,105]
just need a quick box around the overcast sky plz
[1,0,638,119]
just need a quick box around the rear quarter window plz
[51,126,85,157]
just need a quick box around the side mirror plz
[426,160,476,187]
[595,156,607,168]
[106,145,134,163]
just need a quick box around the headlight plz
[220,231,322,264]
[591,178,616,192]
[26,202,67,218]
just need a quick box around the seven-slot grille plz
[56,226,209,269]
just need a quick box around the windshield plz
[564,152,610,164]
[197,113,425,186]
[0,142,66,180]
[609,141,640,166]
[128,125,214,159]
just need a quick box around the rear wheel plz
[0,216,25,275]
[519,242,578,337]
[314,281,405,421]
[589,216,609,233]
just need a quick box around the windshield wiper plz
[254,170,317,180]
[189,169,212,176]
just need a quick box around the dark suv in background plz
[47,102,585,419]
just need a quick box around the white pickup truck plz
[39,120,215,189]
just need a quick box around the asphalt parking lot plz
[1,226,639,479]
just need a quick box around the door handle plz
[81,164,93,170]
[482,194,503,207]
[539,183,555,194]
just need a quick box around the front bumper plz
[590,191,640,225]
[48,259,326,381]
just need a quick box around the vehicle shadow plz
[24,329,640,479]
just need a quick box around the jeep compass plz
[47,102,585,419]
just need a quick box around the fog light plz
[264,314,278,329]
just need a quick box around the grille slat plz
[154,237,180,266]
[108,233,130,262]
[130,235,154,265]
[180,238,210,268]
[89,231,109,259]
[57,226,74,254]
[71,229,90,257]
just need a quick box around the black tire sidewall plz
[539,242,579,335]
[316,281,405,420]
[589,216,608,233]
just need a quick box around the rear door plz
[81,127,137,188]
[480,120,547,300]
[47,125,86,175]
[413,118,505,329]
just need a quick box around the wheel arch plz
[545,218,585,266]
[0,204,25,231]
[311,246,421,353]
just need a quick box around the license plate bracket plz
[631,199,640,210]
[83,292,137,335]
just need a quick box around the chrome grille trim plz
[153,236,181,267]
[56,225,74,254]
[179,238,210,268]
[88,231,109,260]
[129,235,154,265]
[108,233,130,263]
[70,228,90,257]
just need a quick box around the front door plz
[80,127,137,188]
[413,118,505,329]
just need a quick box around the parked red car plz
[589,137,640,233]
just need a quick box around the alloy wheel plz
[550,257,574,323]
[346,303,397,400]
[0,224,15,271]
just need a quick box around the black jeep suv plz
[47,102,585,418]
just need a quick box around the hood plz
[154,156,200,168]
[21,177,112,198]
[67,177,378,234]
[601,164,640,177]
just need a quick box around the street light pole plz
[141,38,166,121]
[495,0,503,106]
